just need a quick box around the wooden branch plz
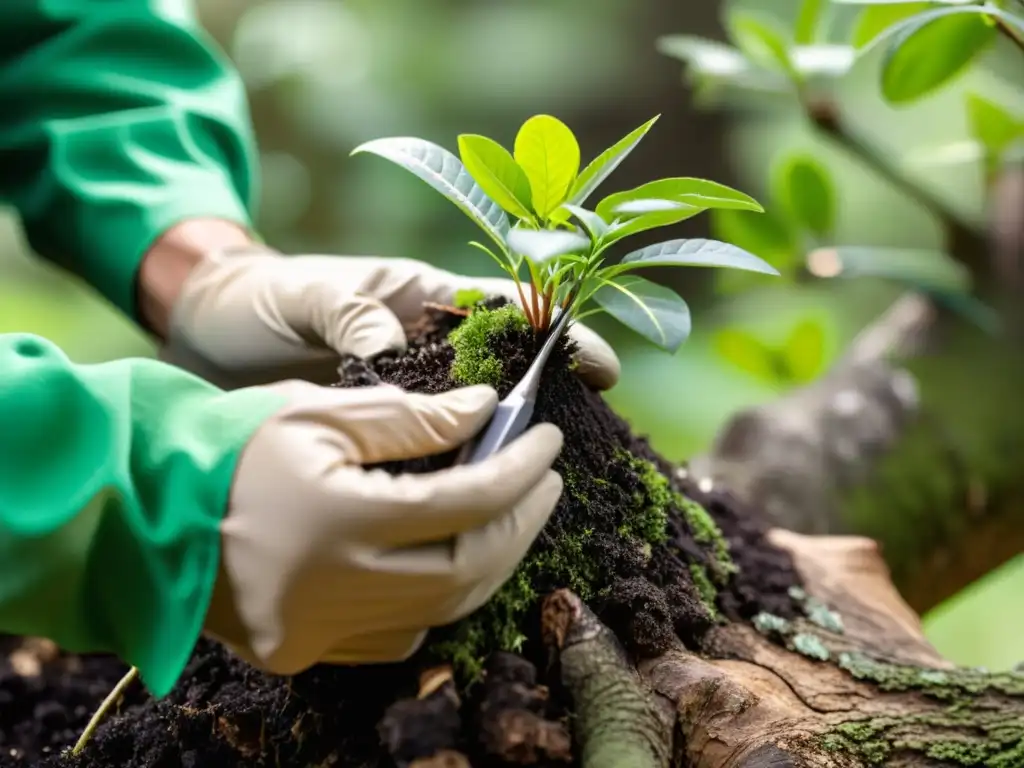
[545,534,1024,768]
[689,104,1024,612]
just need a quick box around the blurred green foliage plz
[0,0,1019,669]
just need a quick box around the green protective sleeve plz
[0,0,258,317]
[0,333,285,697]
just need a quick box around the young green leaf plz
[710,208,799,274]
[600,207,706,248]
[726,10,800,81]
[592,276,692,352]
[610,238,781,277]
[568,115,660,206]
[513,115,581,219]
[877,7,998,104]
[713,328,778,383]
[965,93,1024,159]
[772,153,836,236]
[784,319,827,383]
[560,204,609,241]
[795,0,826,45]
[595,177,763,221]
[457,134,534,220]
[507,229,590,264]
[351,137,510,251]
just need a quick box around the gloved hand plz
[161,245,620,390]
[203,380,564,675]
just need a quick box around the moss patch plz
[689,564,719,620]
[617,452,672,545]
[823,712,1024,767]
[837,652,1024,700]
[448,304,530,386]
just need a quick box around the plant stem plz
[996,16,1024,54]
[530,283,542,329]
[540,288,553,332]
[512,278,537,327]
[72,665,139,755]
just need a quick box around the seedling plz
[352,114,780,353]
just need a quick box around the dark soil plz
[0,301,801,768]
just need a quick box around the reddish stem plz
[540,288,553,332]
[530,281,542,331]
[514,280,537,328]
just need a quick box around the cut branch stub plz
[542,589,673,768]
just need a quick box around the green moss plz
[837,652,1024,699]
[431,528,601,681]
[618,454,672,545]
[689,563,719,619]
[822,713,1024,767]
[678,496,737,583]
[453,288,487,309]
[448,304,530,386]
[791,632,830,661]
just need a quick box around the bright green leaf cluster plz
[353,114,780,353]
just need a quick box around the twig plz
[541,590,670,768]
[996,16,1024,54]
[72,665,139,755]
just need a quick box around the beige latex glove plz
[203,380,564,676]
[162,246,620,389]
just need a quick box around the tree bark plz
[544,531,1024,768]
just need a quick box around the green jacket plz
[0,1,283,696]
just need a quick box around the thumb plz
[303,290,409,359]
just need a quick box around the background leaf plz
[795,0,826,45]
[772,153,837,236]
[710,208,800,294]
[965,93,1024,159]
[784,318,827,383]
[851,3,930,49]
[569,115,660,205]
[712,328,778,383]
[457,134,534,220]
[726,10,800,81]
[808,246,972,294]
[513,115,581,219]
[592,276,692,352]
[879,8,998,104]
[710,208,799,272]
[351,137,510,250]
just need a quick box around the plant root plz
[71,665,138,756]
[542,589,672,768]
